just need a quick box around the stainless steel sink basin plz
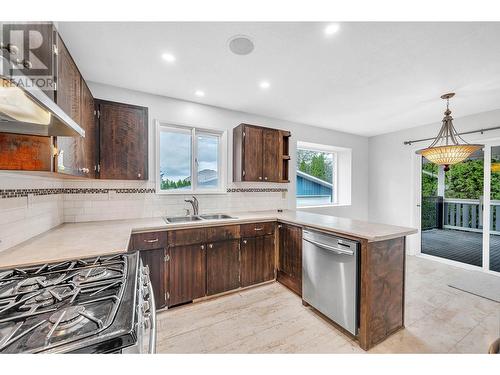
[164,215,204,224]
[199,214,235,220]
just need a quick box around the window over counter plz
[296,141,351,208]
[296,147,336,207]
[156,121,227,194]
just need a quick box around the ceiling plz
[58,22,500,137]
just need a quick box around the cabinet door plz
[242,125,263,181]
[140,248,167,309]
[206,240,240,295]
[240,235,275,287]
[97,100,148,180]
[55,34,83,176]
[262,129,280,182]
[79,79,97,177]
[168,244,206,306]
[278,224,302,295]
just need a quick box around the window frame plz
[155,120,227,195]
[295,144,338,208]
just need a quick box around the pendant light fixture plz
[416,93,483,171]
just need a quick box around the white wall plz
[0,173,64,251]
[368,108,500,254]
[88,82,369,220]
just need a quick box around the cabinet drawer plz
[206,225,240,243]
[168,228,206,247]
[240,222,275,237]
[129,231,168,251]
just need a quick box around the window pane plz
[159,130,192,191]
[296,149,334,207]
[197,133,219,189]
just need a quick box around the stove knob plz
[142,274,150,286]
[142,266,150,276]
[142,301,150,314]
[142,286,150,298]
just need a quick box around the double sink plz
[164,214,236,224]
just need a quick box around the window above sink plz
[155,121,227,195]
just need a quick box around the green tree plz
[421,162,438,197]
[297,149,333,183]
[445,160,483,199]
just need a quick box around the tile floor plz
[156,255,500,353]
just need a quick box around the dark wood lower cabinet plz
[240,234,275,287]
[168,244,206,306]
[206,240,240,295]
[139,248,167,309]
[277,224,302,296]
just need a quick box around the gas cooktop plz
[0,253,139,353]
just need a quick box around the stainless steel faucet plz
[184,196,199,215]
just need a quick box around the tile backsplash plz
[0,172,289,252]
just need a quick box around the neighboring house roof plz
[197,169,218,183]
[296,170,333,188]
[160,169,217,183]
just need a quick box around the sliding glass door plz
[420,149,484,267]
[489,146,500,272]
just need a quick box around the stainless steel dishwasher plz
[302,229,360,335]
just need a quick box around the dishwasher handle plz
[303,238,355,256]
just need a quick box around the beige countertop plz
[0,210,416,268]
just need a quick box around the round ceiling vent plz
[228,35,255,55]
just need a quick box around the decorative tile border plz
[0,188,156,199]
[227,188,288,193]
[0,187,286,198]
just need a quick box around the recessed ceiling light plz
[195,90,205,97]
[259,81,270,90]
[228,35,255,55]
[161,52,176,63]
[324,23,340,36]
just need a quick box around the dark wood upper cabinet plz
[55,33,84,177]
[277,223,302,296]
[262,129,280,182]
[55,34,81,124]
[233,124,290,183]
[79,80,97,177]
[96,99,148,180]
[242,125,263,181]
[206,240,240,296]
[167,243,206,307]
[240,234,275,288]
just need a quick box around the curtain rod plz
[403,125,500,145]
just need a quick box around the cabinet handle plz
[255,227,264,231]
[264,177,268,180]
[258,177,262,180]
[278,224,282,229]
[144,238,159,243]
[242,240,247,244]
[137,173,142,178]
[208,244,213,249]
[201,245,205,250]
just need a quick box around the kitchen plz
[1,2,499,371]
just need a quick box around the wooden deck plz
[421,229,500,272]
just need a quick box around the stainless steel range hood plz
[0,70,85,137]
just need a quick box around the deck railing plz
[423,196,500,235]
